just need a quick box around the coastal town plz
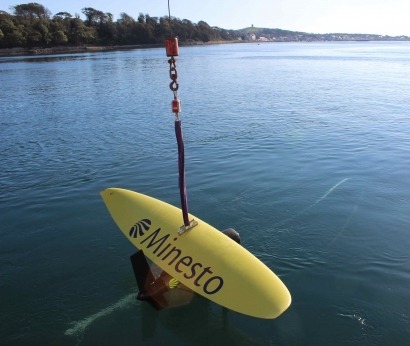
[238,26,410,42]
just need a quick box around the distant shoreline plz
[0,44,162,57]
[0,41,244,58]
[0,39,406,58]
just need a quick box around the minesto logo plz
[129,218,224,296]
[129,219,151,238]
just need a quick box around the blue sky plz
[1,0,409,36]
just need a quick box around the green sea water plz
[1,42,409,345]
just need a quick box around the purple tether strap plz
[175,120,190,226]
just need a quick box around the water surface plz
[1,42,409,345]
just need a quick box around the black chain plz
[168,57,179,94]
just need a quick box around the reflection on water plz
[0,53,94,64]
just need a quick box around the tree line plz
[0,2,237,49]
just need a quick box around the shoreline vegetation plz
[0,41,242,57]
[1,3,409,58]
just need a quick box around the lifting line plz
[165,1,197,234]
